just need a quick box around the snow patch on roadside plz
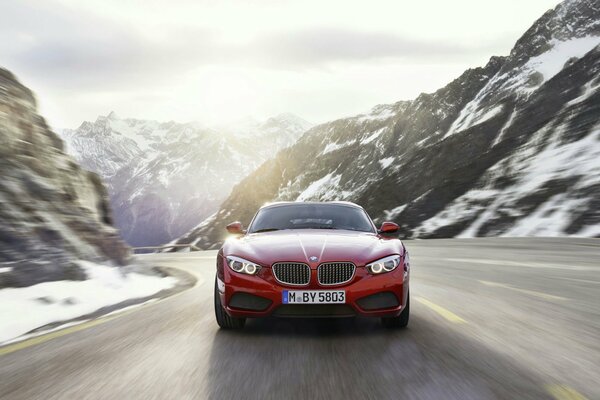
[0,261,176,344]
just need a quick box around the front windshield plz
[248,204,375,233]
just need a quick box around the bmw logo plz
[309,256,318,262]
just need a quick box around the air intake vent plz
[272,262,311,286]
[317,262,355,285]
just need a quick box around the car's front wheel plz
[381,292,409,329]
[214,278,246,329]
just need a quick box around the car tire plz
[214,278,246,329]
[381,292,409,329]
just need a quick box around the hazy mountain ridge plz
[177,0,600,249]
[62,112,312,246]
[0,69,130,287]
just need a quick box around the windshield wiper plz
[253,228,281,233]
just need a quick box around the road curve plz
[0,238,599,400]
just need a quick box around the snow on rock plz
[445,35,599,139]
[418,119,600,238]
[361,127,387,145]
[443,74,501,138]
[524,36,600,84]
[321,140,355,155]
[413,189,499,237]
[296,173,342,201]
[357,104,397,123]
[473,105,504,126]
[493,108,518,146]
[379,157,395,169]
[500,195,589,237]
[383,205,407,220]
[566,77,600,105]
[0,261,176,344]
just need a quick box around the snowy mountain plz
[61,112,312,247]
[176,0,600,249]
[0,68,130,287]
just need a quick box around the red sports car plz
[214,201,410,329]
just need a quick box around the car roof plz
[259,201,364,210]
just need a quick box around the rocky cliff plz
[0,69,130,288]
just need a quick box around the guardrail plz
[132,244,202,254]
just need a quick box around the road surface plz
[0,238,599,399]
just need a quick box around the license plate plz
[282,290,346,304]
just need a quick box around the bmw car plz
[214,201,410,329]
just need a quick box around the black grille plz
[229,292,272,311]
[318,262,355,285]
[272,263,310,286]
[274,304,356,318]
[356,292,399,311]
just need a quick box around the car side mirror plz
[378,221,399,234]
[226,221,245,235]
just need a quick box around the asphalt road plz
[0,238,599,400]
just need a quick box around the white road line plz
[0,273,204,357]
[479,280,568,301]
[443,258,597,271]
[554,277,600,285]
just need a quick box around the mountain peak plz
[506,0,600,69]
[272,112,307,122]
[264,113,313,132]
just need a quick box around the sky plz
[0,0,562,129]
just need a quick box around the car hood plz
[223,229,403,268]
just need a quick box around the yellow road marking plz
[0,312,127,357]
[546,384,588,400]
[0,275,201,358]
[415,297,467,323]
[479,280,567,301]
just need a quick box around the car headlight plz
[366,255,401,274]
[226,256,261,275]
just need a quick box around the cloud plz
[0,1,219,89]
[0,0,542,129]
[249,28,475,67]
[0,0,496,92]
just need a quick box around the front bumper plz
[218,259,409,318]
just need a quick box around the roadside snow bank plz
[0,261,176,344]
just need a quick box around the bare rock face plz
[0,68,130,288]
